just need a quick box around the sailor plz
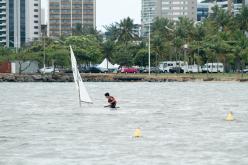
[104,92,117,108]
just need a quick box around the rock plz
[203,77,214,81]
[4,75,16,82]
[24,76,34,82]
[16,77,24,82]
[240,79,248,82]
[32,75,43,81]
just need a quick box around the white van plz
[186,64,202,73]
[202,63,224,73]
[39,66,59,73]
[159,61,188,73]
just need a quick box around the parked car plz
[120,67,139,73]
[186,65,202,73]
[241,68,248,73]
[80,66,105,73]
[142,67,163,73]
[202,63,224,73]
[39,67,59,73]
[159,61,188,73]
[169,67,184,73]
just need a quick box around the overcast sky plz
[41,0,203,31]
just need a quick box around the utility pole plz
[148,8,151,76]
[43,33,46,73]
[228,0,232,15]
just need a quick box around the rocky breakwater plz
[0,73,73,82]
[0,73,248,82]
[0,73,195,82]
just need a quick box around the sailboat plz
[70,46,93,106]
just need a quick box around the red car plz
[120,67,139,73]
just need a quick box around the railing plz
[0,17,6,20]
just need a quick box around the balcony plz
[0,40,6,44]
[0,22,6,26]
[0,17,6,20]
[1,10,6,13]
[0,5,6,10]
[0,28,6,32]
[0,33,6,37]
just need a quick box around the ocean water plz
[0,82,248,165]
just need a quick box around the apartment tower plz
[49,0,96,37]
[0,0,41,48]
[141,0,160,36]
[0,0,7,46]
[141,0,197,36]
[158,0,197,21]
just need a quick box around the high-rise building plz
[197,0,245,22]
[0,0,41,48]
[159,0,197,21]
[49,0,96,37]
[41,8,46,25]
[141,0,160,37]
[0,0,7,46]
[206,0,243,16]
[141,0,197,36]
[197,3,209,21]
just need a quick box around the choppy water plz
[0,82,248,165]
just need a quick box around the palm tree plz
[235,6,248,33]
[171,17,194,64]
[209,6,231,32]
[117,17,139,45]
[151,17,174,40]
[102,40,114,70]
[104,23,120,42]
[230,30,248,71]
[152,34,164,69]
[190,22,207,65]
[176,17,194,41]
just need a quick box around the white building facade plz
[141,0,160,36]
[141,0,197,36]
[208,0,243,16]
[0,0,41,48]
[49,0,96,37]
[159,0,197,21]
[0,0,7,46]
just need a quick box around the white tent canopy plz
[97,58,119,69]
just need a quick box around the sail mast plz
[70,46,93,106]
[77,79,82,107]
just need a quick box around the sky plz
[41,0,203,31]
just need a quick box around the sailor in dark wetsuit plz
[105,92,117,108]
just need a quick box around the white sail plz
[70,46,93,104]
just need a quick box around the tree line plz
[0,6,248,73]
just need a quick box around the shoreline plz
[0,73,248,82]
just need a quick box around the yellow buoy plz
[133,128,142,138]
[226,112,234,121]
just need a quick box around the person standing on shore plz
[104,92,117,108]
